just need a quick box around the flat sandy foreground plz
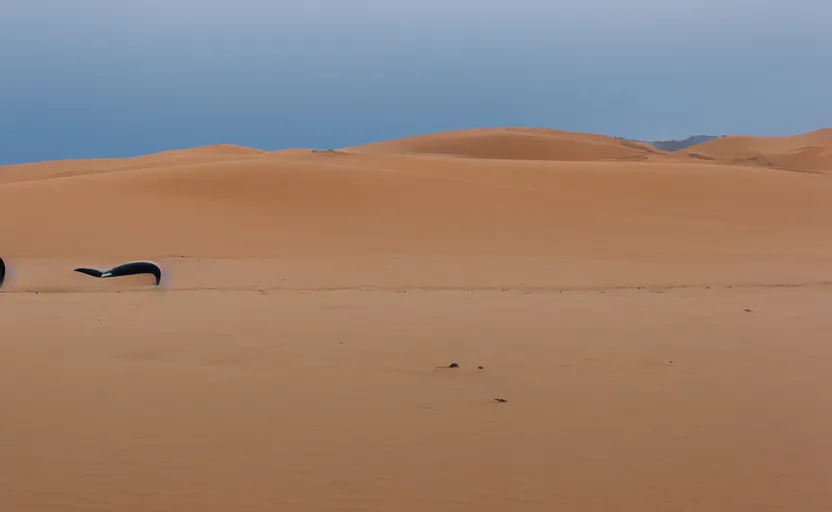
[1,129,831,511]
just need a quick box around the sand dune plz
[1,147,830,263]
[0,144,267,185]
[2,127,831,511]
[680,128,832,173]
[347,127,677,162]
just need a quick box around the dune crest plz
[0,144,268,184]
[679,128,832,173]
[1,132,830,261]
[345,127,676,162]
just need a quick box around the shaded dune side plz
[679,129,832,173]
[345,127,677,162]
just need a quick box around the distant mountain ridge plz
[644,135,722,151]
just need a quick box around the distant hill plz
[347,127,670,162]
[645,135,722,151]
[677,128,832,173]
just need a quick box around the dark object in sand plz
[477,366,484,370]
[433,361,460,372]
[0,257,5,288]
[74,261,162,286]
[494,398,508,403]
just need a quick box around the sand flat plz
[3,281,831,511]
[1,128,831,511]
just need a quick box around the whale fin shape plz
[74,261,162,286]
[73,267,105,278]
[106,261,162,285]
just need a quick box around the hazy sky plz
[1,0,829,164]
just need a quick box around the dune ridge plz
[0,144,268,184]
[1,126,830,262]
[345,127,678,162]
[4,126,831,175]
[679,128,832,173]
[1,147,829,261]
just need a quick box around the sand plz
[1,127,831,511]
[679,128,832,173]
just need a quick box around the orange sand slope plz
[1,127,832,512]
[1,127,831,288]
[679,128,832,173]
[346,127,676,162]
[0,144,269,184]
[0,126,830,266]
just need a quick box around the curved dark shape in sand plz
[0,257,5,288]
[73,261,162,286]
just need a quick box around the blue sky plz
[1,0,829,164]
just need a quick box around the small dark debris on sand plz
[744,308,753,312]
[434,362,460,372]
[477,366,484,370]
[494,398,508,403]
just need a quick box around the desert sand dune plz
[680,128,832,173]
[0,144,267,185]
[1,149,830,265]
[2,127,831,512]
[347,127,679,162]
